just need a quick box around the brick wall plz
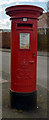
[0,30,48,51]
[0,32,2,48]
[0,32,11,48]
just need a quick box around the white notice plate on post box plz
[23,18,27,21]
[20,33,30,49]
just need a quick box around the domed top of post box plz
[5,5,43,19]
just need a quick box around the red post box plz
[5,5,43,110]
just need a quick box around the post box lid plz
[5,5,43,19]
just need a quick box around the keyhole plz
[33,52,35,57]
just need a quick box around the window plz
[20,33,30,49]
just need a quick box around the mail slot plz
[5,5,43,110]
[17,23,33,27]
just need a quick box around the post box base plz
[10,90,37,110]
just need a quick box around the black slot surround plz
[17,23,32,27]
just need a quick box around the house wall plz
[38,13,48,28]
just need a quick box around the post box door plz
[13,30,37,92]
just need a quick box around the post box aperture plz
[5,5,43,110]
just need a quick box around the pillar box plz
[5,5,43,110]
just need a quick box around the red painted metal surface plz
[5,5,43,93]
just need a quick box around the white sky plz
[0,0,48,29]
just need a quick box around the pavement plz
[0,49,49,119]
[2,77,48,118]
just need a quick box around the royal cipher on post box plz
[5,5,43,110]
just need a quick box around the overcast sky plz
[0,0,48,29]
